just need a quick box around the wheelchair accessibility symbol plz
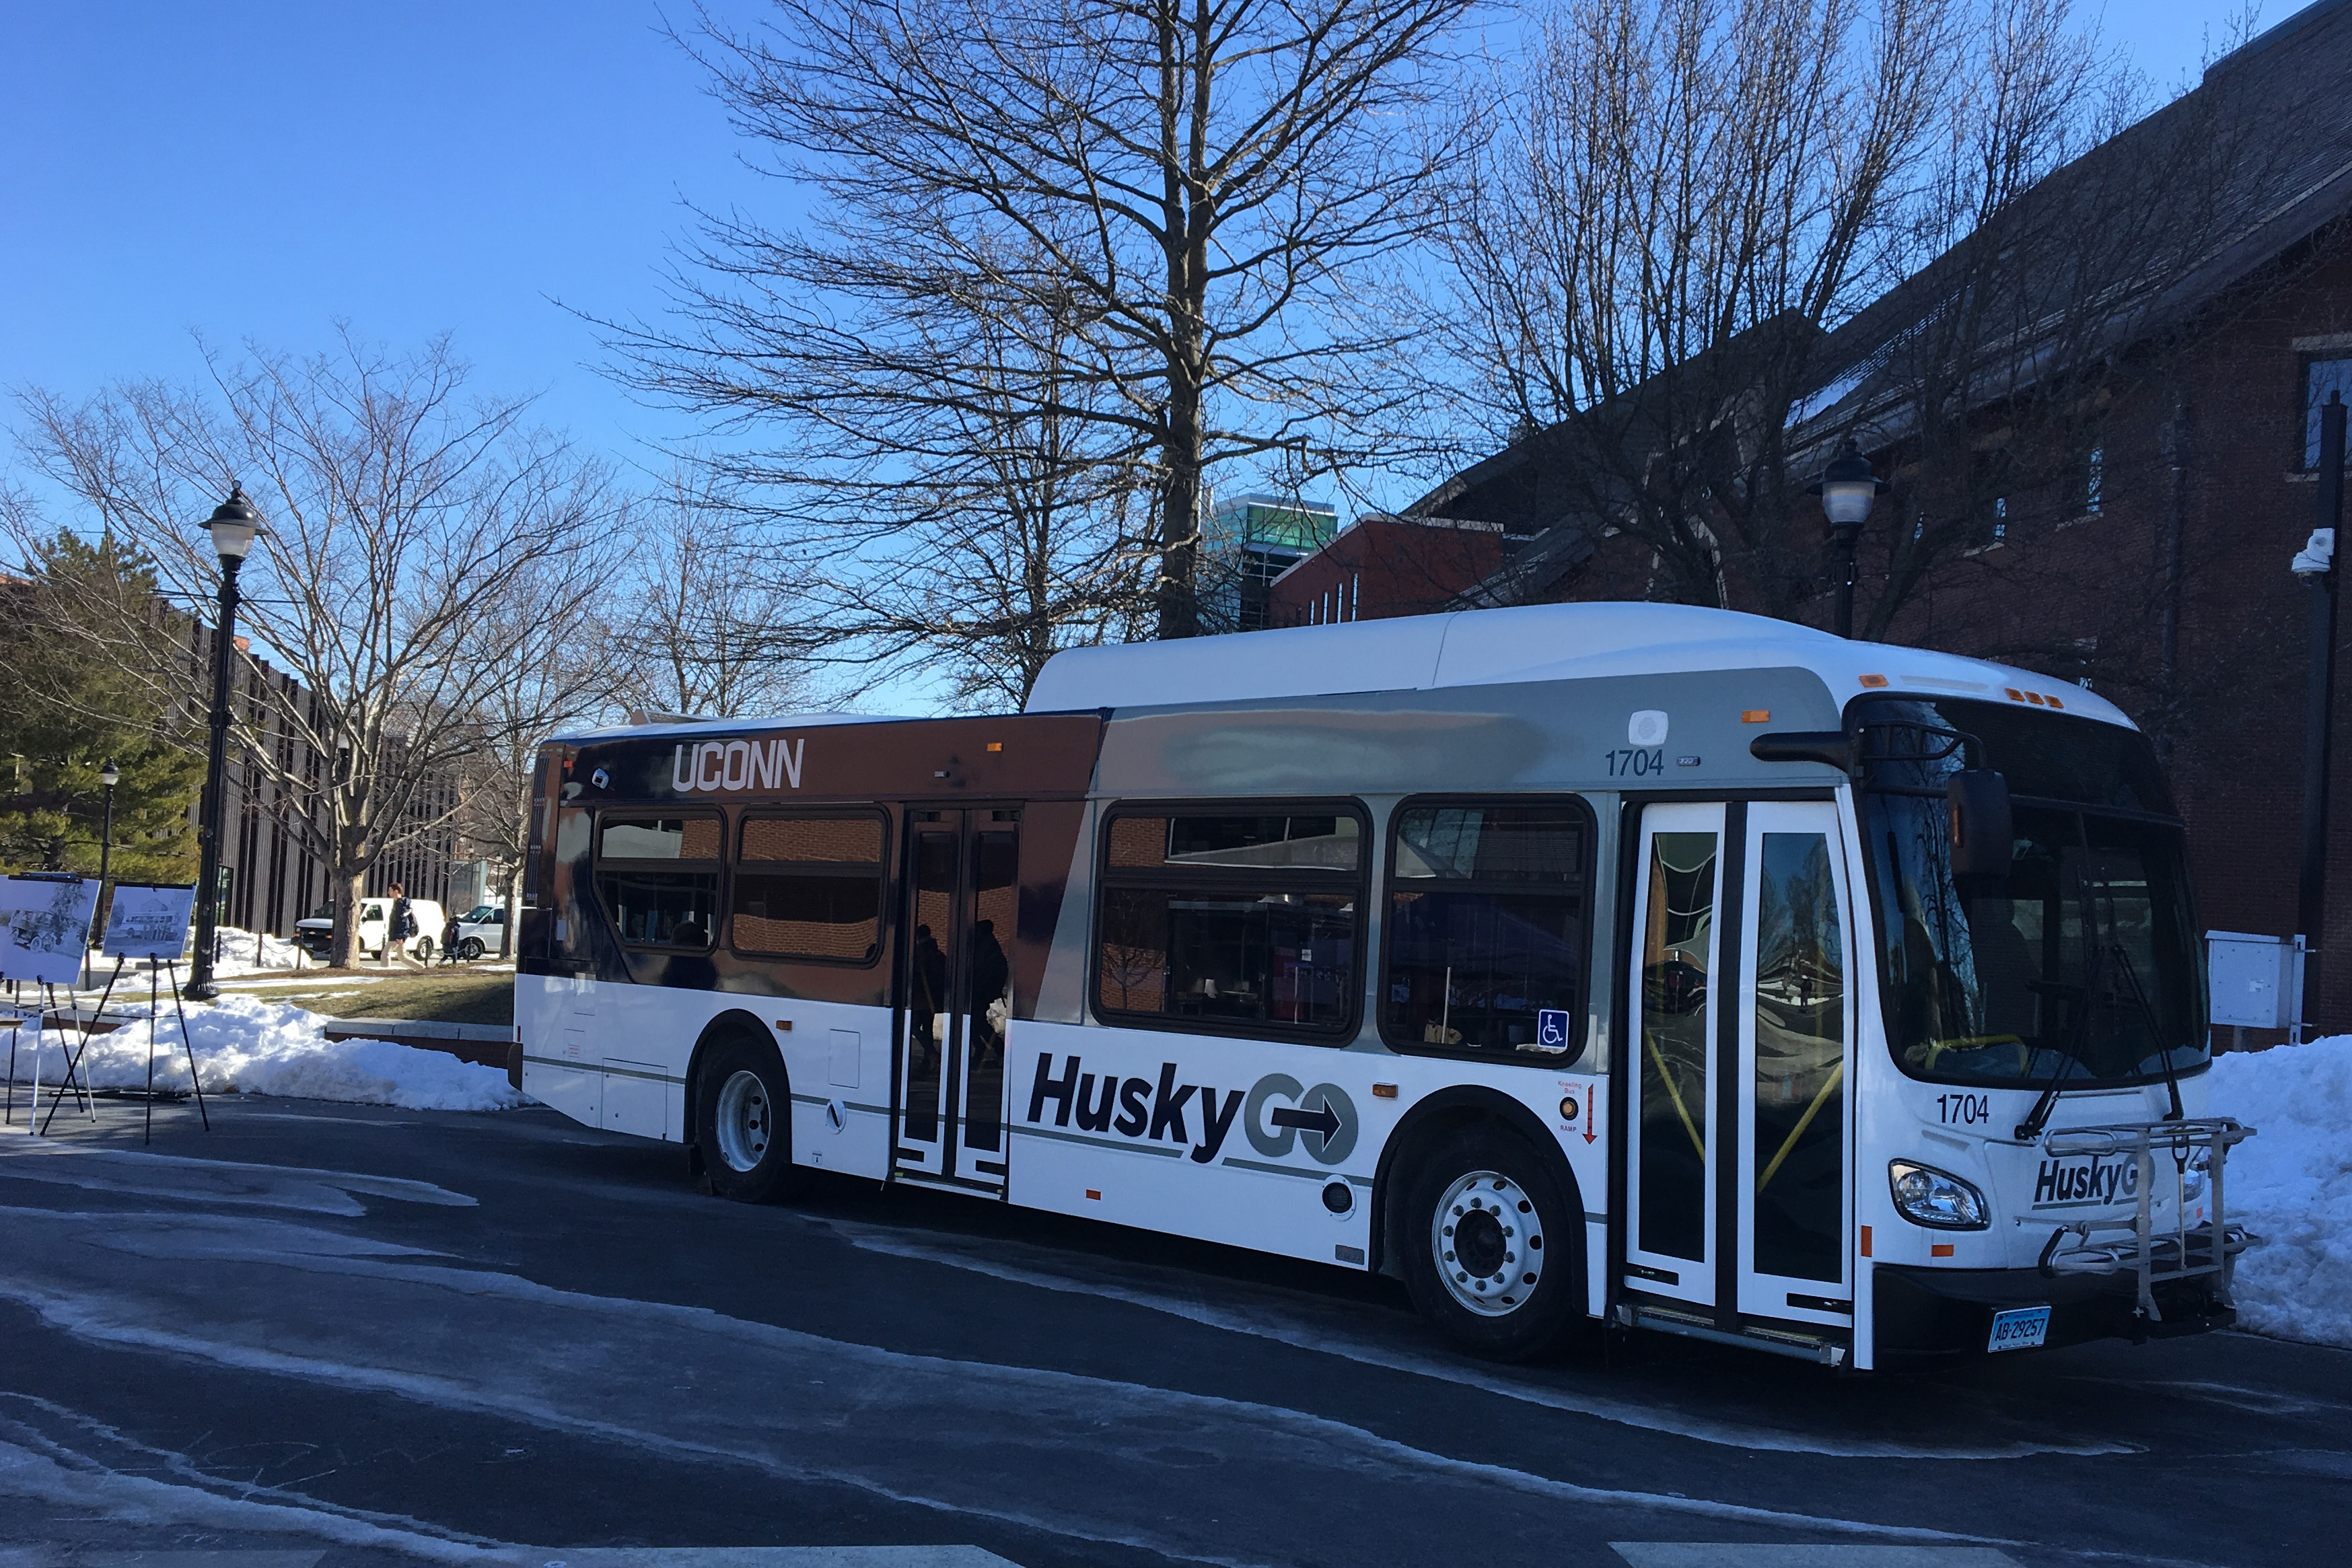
[1536,1009,1572,1051]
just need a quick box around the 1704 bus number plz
[1937,1093,1992,1126]
[1607,747,1668,778]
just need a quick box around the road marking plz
[1613,1548,2023,1567]
[5,1555,326,1567]
[493,1553,1024,1566]
[824,1219,2122,1460]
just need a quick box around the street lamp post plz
[1810,441,1888,639]
[185,485,263,1003]
[2293,391,2347,1034]
[82,758,118,990]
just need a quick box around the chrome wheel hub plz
[714,1069,773,1172]
[1432,1168,1544,1316]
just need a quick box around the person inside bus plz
[912,923,948,1071]
[969,919,1010,1062]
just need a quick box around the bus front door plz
[893,807,1021,1190]
[1624,800,1855,1331]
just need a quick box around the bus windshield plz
[1854,698,2206,1089]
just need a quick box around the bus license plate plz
[1988,1306,2052,1353]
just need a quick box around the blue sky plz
[0,0,2276,473]
[0,0,2286,706]
[1,1,774,474]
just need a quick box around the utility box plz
[2206,931,2304,1030]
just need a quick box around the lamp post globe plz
[1810,440,1887,639]
[186,484,264,1001]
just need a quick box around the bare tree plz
[18,334,623,967]
[452,558,628,955]
[1795,4,2300,761]
[614,468,811,719]
[1429,0,2107,616]
[669,273,1157,711]
[613,0,1472,641]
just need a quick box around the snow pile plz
[2209,1036,2352,1349]
[8,995,520,1113]
[209,925,306,975]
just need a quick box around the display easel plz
[45,956,211,1145]
[0,874,104,1131]
[5,977,92,1129]
[1,983,28,1128]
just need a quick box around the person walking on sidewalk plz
[387,884,419,968]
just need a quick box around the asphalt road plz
[0,1093,2343,1568]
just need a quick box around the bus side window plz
[594,813,723,950]
[1092,801,1366,1039]
[730,812,887,964]
[1381,797,1594,1057]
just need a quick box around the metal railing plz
[2037,1117,2257,1322]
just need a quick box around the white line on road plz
[491,1552,1024,1566]
[1614,1549,2023,1567]
[825,1219,2123,1462]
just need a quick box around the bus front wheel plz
[694,1036,803,1203]
[1400,1127,1582,1361]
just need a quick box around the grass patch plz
[212,968,513,1026]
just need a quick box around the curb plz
[323,1017,519,1070]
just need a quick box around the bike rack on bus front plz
[2036,1117,2258,1324]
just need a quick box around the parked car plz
[452,902,509,961]
[293,896,449,963]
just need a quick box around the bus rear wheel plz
[1400,1127,1582,1361]
[694,1036,803,1203]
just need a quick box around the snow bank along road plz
[0,1102,2343,1568]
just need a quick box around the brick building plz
[180,615,470,940]
[1268,0,2352,1026]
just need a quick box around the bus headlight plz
[1889,1160,1990,1230]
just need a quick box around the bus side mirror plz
[1948,770,2013,878]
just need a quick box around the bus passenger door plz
[892,808,1021,1192]
[1625,804,1727,1308]
[1735,801,1854,1327]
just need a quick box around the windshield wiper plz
[2016,937,2108,1142]
[2015,1053,2081,1143]
[2106,944,2187,1122]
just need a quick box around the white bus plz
[516,602,2252,1369]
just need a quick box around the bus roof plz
[1022,602,2136,729]
[551,710,918,746]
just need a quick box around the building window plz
[2076,441,2104,516]
[730,812,886,964]
[2308,358,2352,468]
[1972,493,2008,549]
[1092,804,1365,1038]
[1382,799,1593,1059]
[595,814,721,949]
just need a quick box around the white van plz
[453,902,509,960]
[294,896,449,963]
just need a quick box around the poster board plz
[102,883,197,962]
[0,876,102,985]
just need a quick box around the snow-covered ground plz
[67,925,310,987]
[5,995,520,1114]
[209,925,308,975]
[2209,1036,2352,1349]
